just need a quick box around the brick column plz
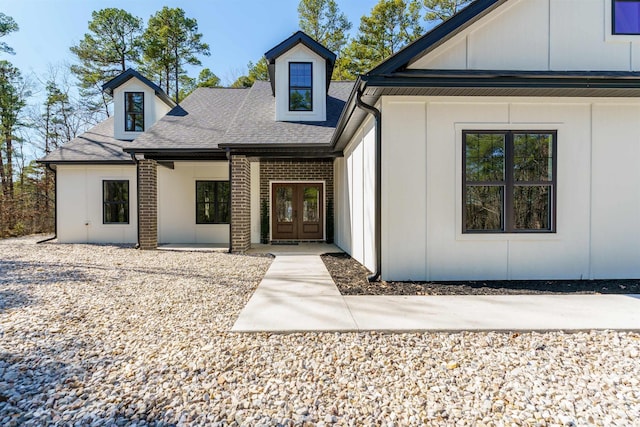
[138,159,157,250]
[231,155,251,252]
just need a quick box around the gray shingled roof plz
[222,81,353,145]
[42,80,356,163]
[40,117,133,163]
[127,87,250,150]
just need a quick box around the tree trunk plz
[5,134,13,199]
[174,45,179,104]
[44,104,51,216]
[0,147,6,197]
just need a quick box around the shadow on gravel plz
[0,289,30,312]
[0,258,220,286]
[0,260,90,287]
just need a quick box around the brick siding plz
[138,159,157,250]
[260,159,334,242]
[231,155,251,252]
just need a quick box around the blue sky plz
[2,0,381,86]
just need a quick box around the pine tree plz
[0,13,18,55]
[70,8,144,117]
[423,0,473,23]
[342,0,423,78]
[298,0,353,80]
[0,61,28,232]
[231,58,269,88]
[141,7,210,103]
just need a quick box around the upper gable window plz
[613,0,640,34]
[289,62,312,111]
[125,92,144,132]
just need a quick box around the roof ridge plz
[221,83,256,142]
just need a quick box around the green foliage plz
[231,58,269,88]
[423,0,473,23]
[260,199,269,243]
[43,81,77,149]
[70,9,143,87]
[70,8,143,117]
[178,68,221,100]
[326,198,334,243]
[298,0,353,80]
[141,7,210,103]
[342,0,423,78]
[0,13,18,55]
[0,60,27,201]
[196,68,221,88]
[298,0,352,53]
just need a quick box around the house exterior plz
[41,0,640,281]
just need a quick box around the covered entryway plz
[272,182,323,240]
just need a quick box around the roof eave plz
[366,0,506,76]
[331,72,640,150]
[36,159,134,165]
[102,68,176,108]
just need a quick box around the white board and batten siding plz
[157,161,230,244]
[274,44,327,122]
[411,0,640,72]
[56,165,137,244]
[367,0,640,280]
[381,96,640,281]
[334,115,377,273]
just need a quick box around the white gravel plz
[1,236,639,426]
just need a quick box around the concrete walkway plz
[233,246,640,332]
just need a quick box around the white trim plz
[605,0,640,43]
[268,180,326,241]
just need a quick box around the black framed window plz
[196,181,230,224]
[613,0,640,34]
[125,92,144,132]
[289,62,312,111]
[103,180,129,224]
[463,131,557,233]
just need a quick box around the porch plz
[134,156,335,251]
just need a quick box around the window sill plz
[456,232,560,242]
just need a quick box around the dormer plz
[264,31,336,122]
[102,69,175,141]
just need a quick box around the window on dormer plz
[613,0,640,34]
[289,62,312,111]
[125,92,144,132]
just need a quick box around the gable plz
[409,0,640,71]
[265,30,336,95]
[274,43,328,122]
[112,77,173,141]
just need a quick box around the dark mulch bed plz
[321,252,640,296]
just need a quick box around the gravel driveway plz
[1,237,639,426]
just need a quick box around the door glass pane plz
[513,133,553,182]
[276,187,293,222]
[514,186,551,230]
[465,133,505,182]
[465,186,503,231]
[302,187,319,222]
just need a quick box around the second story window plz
[613,0,640,34]
[125,92,144,132]
[289,62,312,111]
